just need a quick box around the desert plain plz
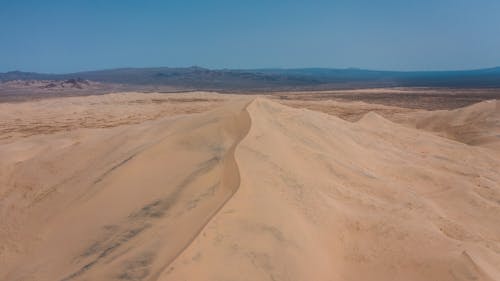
[0,88,499,281]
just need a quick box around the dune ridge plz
[143,100,252,280]
[159,98,500,281]
[1,97,499,281]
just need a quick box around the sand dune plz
[279,98,500,150]
[1,96,499,281]
[404,100,500,150]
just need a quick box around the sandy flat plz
[0,92,226,142]
[0,92,499,281]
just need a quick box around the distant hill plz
[2,66,500,91]
[251,67,500,88]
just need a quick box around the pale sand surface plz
[0,92,499,281]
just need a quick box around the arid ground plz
[1,89,499,281]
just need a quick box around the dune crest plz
[1,98,499,281]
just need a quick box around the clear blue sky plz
[1,0,500,73]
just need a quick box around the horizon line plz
[2,65,500,75]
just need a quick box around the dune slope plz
[0,99,251,281]
[406,100,500,150]
[1,98,499,281]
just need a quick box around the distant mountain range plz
[2,66,500,91]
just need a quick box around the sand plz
[0,92,499,281]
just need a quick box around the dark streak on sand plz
[60,156,221,281]
[118,252,156,281]
[129,156,221,219]
[61,224,151,281]
[93,154,137,185]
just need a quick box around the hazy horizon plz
[2,0,500,73]
[3,65,500,75]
